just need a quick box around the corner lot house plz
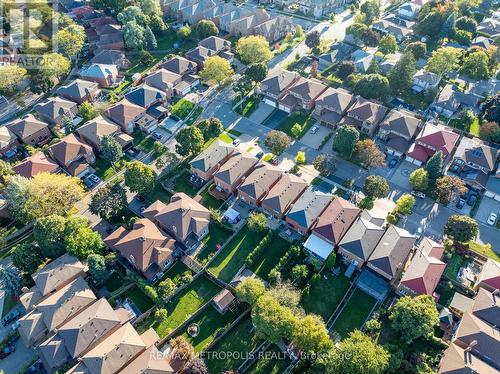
[313,87,354,128]
[104,218,175,281]
[237,163,282,207]
[257,68,300,108]
[213,152,259,194]
[377,109,421,157]
[339,96,388,137]
[12,152,59,178]
[190,140,236,182]
[285,187,331,235]
[6,114,52,147]
[47,133,96,177]
[261,173,308,219]
[34,97,79,126]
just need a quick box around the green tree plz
[0,160,13,187]
[79,102,98,123]
[333,125,359,158]
[354,74,390,100]
[195,117,223,141]
[360,0,381,24]
[101,135,124,165]
[177,25,191,40]
[89,184,128,220]
[34,215,67,258]
[200,56,234,85]
[405,41,427,60]
[346,23,369,40]
[155,308,168,321]
[291,264,308,285]
[434,175,467,205]
[305,30,321,50]
[291,123,302,138]
[252,293,296,343]
[425,151,443,181]
[454,29,472,46]
[389,52,416,94]
[236,35,272,64]
[247,212,267,233]
[157,278,176,304]
[124,161,156,195]
[455,16,477,34]
[145,25,157,49]
[41,53,71,82]
[65,226,105,259]
[0,265,22,296]
[409,168,428,191]
[390,295,439,343]
[11,243,44,274]
[460,50,490,80]
[139,0,163,18]
[264,130,291,156]
[440,11,456,38]
[445,215,479,242]
[480,121,500,143]
[363,175,389,199]
[295,151,306,165]
[395,194,416,215]
[245,63,268,83]
[0,66,27,95]
[313,154,336,176]
[175,126,204,157]
[335,61,356,80]
[292,314,333,355]
[235,278,266,305]
[353,139,385,167]
[481,94,500,123]
[123,21,146,50]
[88,254,108,284]
[378,34,397,55]
[426,47,462,76]
[193,19,218,39]
[294,25,304,39]
[55,24,85,58]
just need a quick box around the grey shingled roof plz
[260,68,300,96]
[286,187,331,229]
[238,163,282,201]
[379,109,421,138]
[190,140,235,173]
[339,216,385,261]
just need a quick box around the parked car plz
[0,344,15,359]
[24,360,43,374]
[388,158,398,168]
[136,195,146,203]
[152,131,162,140]
[456,198,466,209]
[232,138,241,146]
[310,125,319,134]
[256,151,264,159]
[2,309,21,326]
[467,194,478,206]
[411,191,426,199]
[487,212,498,226]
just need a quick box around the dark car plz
[136,195,146,203]
[256,151,264,159]
[0,344,15,359]
[24,360,43,374]
[456,198,466,209]
[467,194,478,206]
[152,131,162,140]
[388,158,398,168]
[2,309,21,326]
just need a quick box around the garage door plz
[405,156,422,166]
[264,98,276,107]
[278,104,291,113]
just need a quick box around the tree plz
[175,126,204,157]
[390,295,439,343]
[405,41,427,60]
[236,35,272,65]
[170,336,195,362]
[292,314,333,355]
[264,130,291,155]
[0,66,27,95]
[305,30,321,50]
[416,12,444,38]
[291,264,308,285]
[347,23,369,40]
[425,151,443,181]
[353,74,390,100]
[101,135,124,165]
[291,123,302,138]
[145,25,157,49]
[252,293,296,343]
[195,117,223,141]
[333,125,359,158]
[445,215,479,242]
[360,0,381,24]
[157,278,176,304]
[149,13,167,34]
[295,151,306,165]
[235,278,266,305]
[177,25,191,40]
[395,194,416,215]
[456,16,477,34]
[123,21,146,49]
[245,63,268,83]
[193,19,218,39]
[434,175,467,205]
[184,358,208,374]
[353,139,386,167]
[139,0,163,18]
[426,47,462,76]
[409,168,428,191]
[89,184,128,220]
[378,34,397,55]
[335,61,356,80]
[65,226,105,259]
[460,50,490,80]
[124,161,156,195]
[316,330,389,374]
[118,5,148,25]
[440,11,456,38]
[294,25,304,39]
[454,29,472,46]
[363,175,389,199]
[313,154,336,176]
[34,215,67,258]
[361,29,381,47]
[481,94,500,123]
[155,308,168,321]
[11,243,44,274]
[247,212,267,233]
[0,160,13,187]
[88,254,108,284]
[200,56,234,85]
[480,121,500,143]
[79,102,98,123]
[41,53,71,81]
[389,52,416,94]
[0,265,22,296]
[55,24,85,58]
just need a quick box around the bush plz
[386,212,399,224]
[359,197,374,210]
[245,231,273,267]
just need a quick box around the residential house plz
[412,69,441,93]
[212,289,236,314]
[79,63,120,88]
[104,218,175,281]
[91,49,130,69]
[351,49,375,73]
[257,68,301,108]
[34,97,79,126]
[477,17,500,38]
[76,115,133,151]
[154,63,200,96]
[213,152,259,194]
[338,216,385,269]
[218,7,250,33]
[303,197,360,262]
[229,10,270,37]
[237,163,282,207]
[12,152,59,178]
[397,2,421,19]
[292,0,353,18]
[449,137,498,191]
[474,258,500,293]
[125,84,168,110]
[372,16,414,42]
[162,56,198,76]
[252,16,294,43]
[0,127,18,158]
[313,87,354,128]
[431,84,481,118]
[6,114,52,147]
[339,96,388,137]
[278,77,327,113]
[379,52,402,74]
[398,237,446,297]
[318,43,355,70]
[466,79,500,99]
[438,341,498,374]
[366,225,416,283]
[261,173,308,219]
[179,0,217,23]
[378,109,421,157]
[472,36,493,50]
[105,99,146,134]
[57,79,101,104]
[199,35,231,54]
[118,343,175,374]
[190,139,236,182]
[405,122,460,166]
[186,37,234,67]
[47,133,96,177]
[285,187,331,235]
[143,193,211,250]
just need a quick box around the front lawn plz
[247,345,291,374]
[93,157,128,181]
[146,182,173,204]
[127,285,155,313]
[277,111,314,137]
[185,106,203,126]
[301,272,351,321]
[331,289,377,338]
[467,241,500,262]
[197,223,233,265]
[172,169,199,196]
[208,226,267,283]
[206,315,262,373]
[132,130,156,153]
[235,95,259,117]
[247,236,291,281]
[171,98,195,120]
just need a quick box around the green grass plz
[331,289,377,338]
[235,95,259,117]
[247,236,291,281]
[247,345,291,374]
[185,106,203,126]
[199,185,226,210]
[206,315,262,373]
[171,98,195,120]
[105,272,127,293]
[218,133,233,143]
[469,117,480,136]
[132,130,156,153]
[159,261,192,284]
[140,276,221,338]
[107,208,139,228]
[113,77,132,93]
[92,157,128,181]
[178,304,241,352]
[443,252,472,280]
[467,241,500,262]
[208,226,267,283]
[197,223,233,265]
[262,153,273,162]
[127,285,155,313]
[172,169,199,197]
[146,182,173,204]
[277,111,314,137]
[301,273,351,321]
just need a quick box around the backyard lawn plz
[247,236,291,281]
[158,261,192,284]
[105,272,128,293]
[172,169,199,196]
[199,185,226,210]
[247,345,291,374]
[443,252,472,280]
[197,223,233,265]
[276,111,315,137]
[467,241,500,262]
[206,315,262,373]
[140,275,221,338]
[331,289,377,338]
[178,304,242,352]
[208,226,267,283]
[126,285,155,313]
[301,272,351,321]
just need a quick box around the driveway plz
[0,338,38,374]
[476,196,500,226]
[248,102,275,124]
[262,109,288,129]
[390,161,419,190]
[299,124,331,150]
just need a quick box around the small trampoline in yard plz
[355,269,390,302]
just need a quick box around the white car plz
[232,138,241,146]
[411,191,426,199]
[487,213,498,226]
[310,126,319,134]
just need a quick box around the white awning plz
[224,208,240,223]
[304,233,334,261]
